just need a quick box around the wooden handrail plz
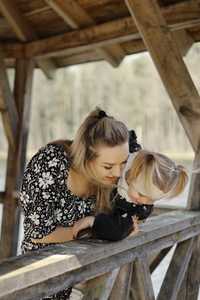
[0,210,200,300]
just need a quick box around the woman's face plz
[89,142,129,186]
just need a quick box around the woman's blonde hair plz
[66,107,129,212]
[127,150,188,200]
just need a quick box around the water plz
[0,162,199,298]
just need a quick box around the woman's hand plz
[72,216,95,239]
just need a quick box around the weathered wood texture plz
[0,0,56,78]
[132,255,155,300]
[44,0,125,67]
[149,246,172,273]
[172,29,194,56]
[23,13,200,60]
[0,59,34,260]
[0,51,18,148]
[177,149,200,300]
[0,1,199,62]
[125,0,200,153]
[109,263,132,300]
[82,268,119,300]
[157,238,194,300]
[0,211,200,300]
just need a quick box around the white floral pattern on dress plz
[20,143,95,300]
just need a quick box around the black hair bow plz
[129,129,141,153]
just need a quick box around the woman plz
[20,107,131,299]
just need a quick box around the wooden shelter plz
[0,0,200,299]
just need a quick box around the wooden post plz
[124,1,200,300]
[0,59,34,260]
[177,149,200,300]
[125,0,200,152]
[0,50,18,149]
[82,269,119,300]
[130,255,155,300]
[157,238,194,300]
[109,263,133,300]
[149,246,172,273]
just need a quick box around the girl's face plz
[89,142,129,186]
[127,181,154,205]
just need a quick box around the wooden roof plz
[0,0,199,72]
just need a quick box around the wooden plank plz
[0,192,19,204]
[153,205,186,216]
[22,10,200,59]
[45,0,94,29]
[0,0,56,79]
[187,149,200,211]
[149,246,172,273]
[0,50,18,148]
[177,149,200,300]
[0,211,200,299]
[172,29,194,56]
[96,44,126,68]
[125,0,200,152]
[45,0,125,67]
[157,238,194,300]
[0,10,200,60]
[131,255,155,300]
[0,0,36,41]
[109,263,133,300]
[0,59,34,260]
[82,268,119,300]
[0,192,4,203]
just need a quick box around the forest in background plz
[1,43,200,160]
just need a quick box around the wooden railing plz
[0,210,200,300]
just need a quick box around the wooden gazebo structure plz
[0,0,200,299]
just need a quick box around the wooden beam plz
[172,29,194,56]
[0,192,18,204]
[153,205,186,215]
[82,269,119,300]
[149,246,172,273]
[0,0,56,79]
[109,263,133,300]
[177,148,200,300]
[24,13,200,60]
[45,0,94,29]
[0,59,35,260]
[96,45,126,68]
[45,0,125,67]
[125,0,200,152]
[0,50,18,148]
[157,238,194,300]
[0,9,200,60]
[132,255,155,300]
[0,211,200,299]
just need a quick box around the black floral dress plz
[20,143,96,300]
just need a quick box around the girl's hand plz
[72,216,95,239]
[128,216,139,237]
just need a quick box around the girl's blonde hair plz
[127,150,188,200]
[66,107,129,212]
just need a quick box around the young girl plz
[73,150,188,241]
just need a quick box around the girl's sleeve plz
[20,144,64,239]
[92,212,133,241]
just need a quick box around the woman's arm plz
[31,226,74,244]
